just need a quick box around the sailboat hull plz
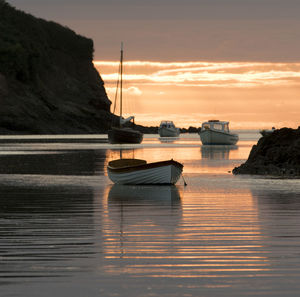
[108,127,143,144]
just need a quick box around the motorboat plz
[107,158,183,185]
[199,120,239,145]
[259,127,275,137]
[158,121,180,137]
[108,43,143,144]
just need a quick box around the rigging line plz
[122,61,133,117]
[112,62,121,114]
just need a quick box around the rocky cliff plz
[0,0,113,134]
[233,128,300,177]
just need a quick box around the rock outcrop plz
[233,128,300,177]
[0,1,113,134]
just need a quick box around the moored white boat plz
[107,158,183,185]
[199,120,239,145]
[158,121,180,137]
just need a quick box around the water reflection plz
[107,184,182,205]
[0,184,96,281]
[249,186,300,289]
[251,186,300,237]
[251,188,300,211]
[0,150,106,175]
[159,137,180,143]
[102,185,182,266]
[3,133,300,296]
[100,183,272,281]
[201,145,238,160]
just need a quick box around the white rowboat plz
[107,159,183,185]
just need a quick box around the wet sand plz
[1,132,300,296]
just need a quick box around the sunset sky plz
[7,0,300,128]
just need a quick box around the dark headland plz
[233,128,300,177]
[0,1,160,134]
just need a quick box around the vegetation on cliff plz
[233,128,300,177]
[0,0,112,134]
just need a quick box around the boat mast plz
[119,42,123,127]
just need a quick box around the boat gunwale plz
[107,159,183,174]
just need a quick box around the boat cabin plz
[159,121,176,129]
[202,120,230,132]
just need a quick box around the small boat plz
[259,127,275,137]
[107,158,183,185]
[199,120,239,145]
[158,121,180,137]
[108,43,143,144]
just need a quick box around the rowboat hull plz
[107,159,183,185]
[108,127,143,144]
[199,129,239,145]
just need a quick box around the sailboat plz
[108,43,143,144]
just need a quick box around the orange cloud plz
[94,61,300,129]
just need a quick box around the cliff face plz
[233,128,300,177]
[0,1,113,134]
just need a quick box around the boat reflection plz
[102,184,273,280]
[159,137,180,143]
[201,145,238,160]
[107,184,182,207]
[103,185,183,260]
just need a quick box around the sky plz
[7,0,300,129]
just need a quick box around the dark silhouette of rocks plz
[0,1,200,135]
[233,128,300,177]
[0,1,113,134]
[180,126,201,133]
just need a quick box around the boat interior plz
[108,158,147,168]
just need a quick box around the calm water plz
[1,132,300,297]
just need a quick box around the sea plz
[1,131,300,297]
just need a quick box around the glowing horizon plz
[94,60,300,129]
